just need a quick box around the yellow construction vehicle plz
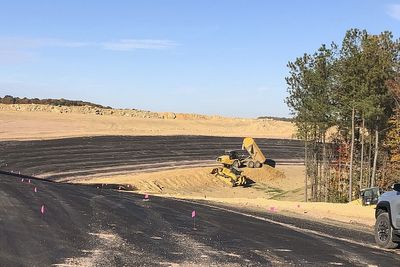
[216,150,247,168]
[216,137,266,168]
[211,166,247,187]
[242,137,266,168]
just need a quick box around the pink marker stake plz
[28,179,31,184]
[34,187,37,193]
[21,178,24,182]
[192,210,196,229]
[40,205,45,215]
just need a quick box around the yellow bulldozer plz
[211,137,266,187]
[210,166,247,187]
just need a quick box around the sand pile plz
[75,166,289,199]
[0,105,296,140]
[0,104,230,120]
[0,103,164,118]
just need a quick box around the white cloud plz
[0,37,178,64]
[102,39,178,51]
[0,37,90,49]
[387,4,400,20]
[0,37,177,64]
[0,37,177,51]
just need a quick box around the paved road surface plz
[0,136,304,181]
[1,173,399,266]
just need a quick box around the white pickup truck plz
[375,183,400,248]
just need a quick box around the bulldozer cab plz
[230,166,242,175]
[224,150,249,160]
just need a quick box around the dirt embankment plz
[75,166,288,198]
[76,165,375,227]
[0,104,296,140]
[0,103,209,119]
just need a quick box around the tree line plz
[0,95,111,109]
[286,28,400,202]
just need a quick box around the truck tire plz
[374,212,399,249]
[248,161,254,168]
[254,161,262,168]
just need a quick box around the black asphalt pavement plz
[0,136,304,181]
[1,173,400,266]
[2,136,398,266]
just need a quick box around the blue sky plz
[0,1,400,117]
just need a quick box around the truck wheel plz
[254,161,262,168]
[232,160,240,168]
[248,161,254,168]
[375,212,399,249]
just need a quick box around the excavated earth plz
[0,135,304,181]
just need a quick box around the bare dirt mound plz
[0,104,296,140]
[75,166,289,199]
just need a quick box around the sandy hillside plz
[0,104,296,140]
[74,165,291,199]
[75,165,375,227]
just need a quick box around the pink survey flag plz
[192,210,196,218]
[21,178,24,182]
[144,194,149,199]
[40,205,45,215]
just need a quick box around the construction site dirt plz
[0,135,304,181]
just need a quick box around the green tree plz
[286,44,336,201]
[334,29,399,199]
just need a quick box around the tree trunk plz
[372,127,379,187]
[328,166,331,202]
[368,135,372,187]
[322,133,328,202]
[360,116,365,190]
[313,145,317,201]
[318,144,322,201]
[310,139,315,201]
[312,131,318,201]
[304,138,308,202]
[349,107,355,202]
